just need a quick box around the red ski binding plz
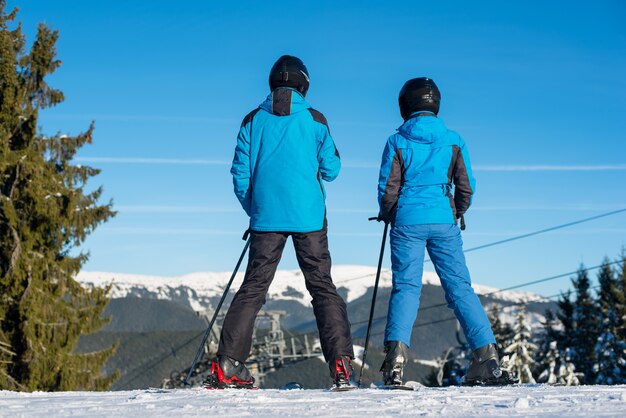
[203,361,256,390]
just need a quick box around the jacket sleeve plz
[230,123,252,216]
[378,137,404,223]
[312,110,340,181]
[452,138,476,217]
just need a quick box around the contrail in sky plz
[75,157,626,171]
[75,157,230,165]
[473,164,626,171]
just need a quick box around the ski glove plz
[371,214,391,224]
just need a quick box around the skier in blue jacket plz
[206,56,355,389]
[377,78,516,386]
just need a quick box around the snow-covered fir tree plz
[487,304,512,354]
[503,307,537,383]
[537,341,562,384]
[614,250,626,342]
[570,266,599,383]
[594,317,626,384]
[561,348,583,386]
[535,310,566,384]
[593,259,626,384]
[556,290,575,350]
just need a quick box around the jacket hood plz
[397,114,448,144]
[259,87,311,116]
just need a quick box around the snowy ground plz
[1,385,625,417]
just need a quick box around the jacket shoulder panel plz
[307,108,330,131]
[241,108,261,128]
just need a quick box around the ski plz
[329,385,358,392]
[462,374,519,386]
[373,380,421,391]
[205,386,259,390]
[376,385,416,391]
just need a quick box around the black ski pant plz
[217,226,354,364]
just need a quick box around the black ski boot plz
[462,344,518,386]
[380,341,408,386]
[330,355,356,390]
[203,355,255,389]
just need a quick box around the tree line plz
[489,254,626,385]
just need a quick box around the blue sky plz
[13,0,626,296]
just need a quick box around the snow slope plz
[1,385,624,417]
[76,265,547,312]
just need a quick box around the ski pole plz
[183,229,252,386]
[358,218,389,388]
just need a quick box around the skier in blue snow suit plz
[377,78,516,386]
[206,56,355,390]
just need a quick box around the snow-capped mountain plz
[76,265,547,314]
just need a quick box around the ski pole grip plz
[242,229,251,241]
[368,216,378,221]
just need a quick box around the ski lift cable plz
[117,320,324,388]
[115,330,207,388]
[439,208,626,258]
[367,283,605,338]
[334,208,626,285]
[348,260,622,327]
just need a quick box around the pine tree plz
[614,249,626,342]
[556,290,575,350]
[536,341,561,384]
[534,309,563,383]
[594,318,626,385]
[487,304,512,354]
[594,259,626,384]
[570,266,600,383]
[503,307,537,383]
[0,3,117,390]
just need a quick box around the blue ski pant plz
[384,224,495,351]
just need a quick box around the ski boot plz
[380,341,408,386]
[203,355,255,389]
[330,355,356,390]
[462,343,518,386]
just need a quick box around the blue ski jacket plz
[231,87,340,232]
[377,112,476,226]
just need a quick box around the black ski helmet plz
[398,77,441,120]
[269,55,310,96]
